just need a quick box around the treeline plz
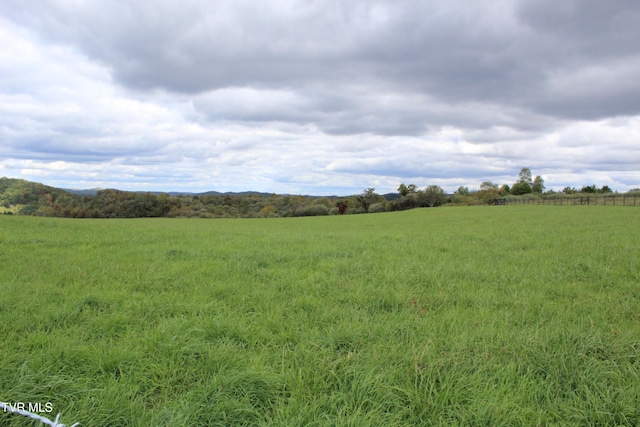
[446,168,636,205]
[0,178,82,216]
[2,174,637,219]
[2,177,443,219]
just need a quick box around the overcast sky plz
[1,0,639,195]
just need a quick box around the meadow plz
[1,206,639,426]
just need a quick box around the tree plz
[600,185,613,193]
[475,181,500,202]
[532,175,545,193]
[398,183,417,197]
[421,185,446,207]
[480,181,499,191]
[510,181,532,195]
[518,167,533,186]
[358,187,382,213]
[335,201,349,214]
[455,186,470,196]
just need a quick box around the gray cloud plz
[6,1,640,121]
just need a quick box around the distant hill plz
[382,193,401,201]
[1,177,80,205]
[63,188,101,197]
[1,176,410,218]
[0,177,82,215]
[165,190,279,197]
[4,177,400,203]
[64,188,286,198]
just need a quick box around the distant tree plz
[335,201,349,215]
[455,186,470,196]
[562,186,577,194]
[258,205,276,217]
[600,185,613,193]
[532,176,545,193]
[510,181,532,195]
[581,185,597,194]
[357,187,382,212]
[498,184,510,196]
[475,181,500,202]
[398,183,418,197]
[517,167,533,186]
[450,186,473,205]
[421,185,446,207]
[480,181,499,191]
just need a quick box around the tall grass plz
[1,206,639,426]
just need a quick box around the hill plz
[1,177,445,218]
[0,177,82,215]
[0,177,367,218]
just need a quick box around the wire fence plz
[489,195,640,206]
[1,402,79,427]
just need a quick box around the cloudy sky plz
[1,0,639,195]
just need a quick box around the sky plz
[1,0,639,195]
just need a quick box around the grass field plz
[1,206,639,426]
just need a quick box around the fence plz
[489,195,639,206]
[1,402,79,427]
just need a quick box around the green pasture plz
[1,206,639,426]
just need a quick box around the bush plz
[368,202,387,213]
[296,204,329,217]
[420,185,446,207]
[18,205,37,215]
[510,182,532,195]
[450,195,475,205]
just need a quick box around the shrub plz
[510,182,532,195]
[297,204,329,216]
[368,202,387,213]
[18,204,37,215]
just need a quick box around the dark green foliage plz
[511,181,532,195]
[580,184,614,194]
[18,204,38,215]
[388,185,447,210]
[397,183,417,197]
[581,184,598,193]
[388,194,418,211]
[296,204,329,217]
